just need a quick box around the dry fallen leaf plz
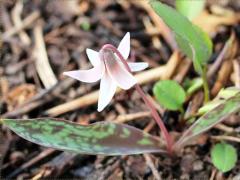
[5,84,37,111]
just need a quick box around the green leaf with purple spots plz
[1,118,165,155]
[176,92,240,148]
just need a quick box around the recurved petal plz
[63,64,104,83]
[105,56,137,90]
[117,32,130,60]
[127,62,149,72]
[98,72,117,112]
[86,48,101,66]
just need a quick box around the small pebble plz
[10,151,25,164]
[180,155,194,173]
[233,173,240,180]
[180,174,190,180]
[193,160,203,171]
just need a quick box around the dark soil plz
[1,0,240,179]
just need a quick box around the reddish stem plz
[101,44,173,154]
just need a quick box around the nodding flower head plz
[63,32,148,111]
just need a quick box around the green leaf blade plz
[2,118,165,155]
[176,0,205,20]
[153,80,186,111]
[150,0,212,74]
[211,143,237,173]
[192,25,213,65]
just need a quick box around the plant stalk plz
[134,84,173,153]
[101,44,173,154]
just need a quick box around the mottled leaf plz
[176,92,240,147]
[150,0,212,74]
[218,87,240,99]
[198,100,224,115]
[1,118,165,155]
[211,143,237,173]
[198,87,240,115]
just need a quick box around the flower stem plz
[134,84,173,153]
[101,44,173,154]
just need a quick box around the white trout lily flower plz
[63,32,148,111]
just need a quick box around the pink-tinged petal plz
[104,52,137,90]
[63,64,104,83]
[86,48,101,66]
[98,72,117,111]
[127,62,149,72]
[117,32,130,60]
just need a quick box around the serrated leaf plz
[211,143,237,173]
[176,0,205,20]
[153,80,186,111]
[150,0,212,74]
[1,118,165,155]
[176,92,240,147]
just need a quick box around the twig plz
[144,154,162,180]
[11,0,31,45]
[214,123,234,133]
[6,149,56,179]
[1,4,19,54]
[173,57,192,83]
[33,152,83,179]
[184,91,204,120]
[209,168,217,180]
[113,111,151,123]
[147,95,165,115]
[2,78,75,118]
[33,23,58,89]
[193,10,239,34]
[143,16,162,49]
[207,32,235,78]
[99,13,122,36]
[211,135,240,143]
[98,159,121,180]
[144,121,156,133]
[143,120,162,180]
[232,59,240,88]
[162,51,180,80]
[31,169,46,180]
[211,60,233,96]
[2,11,40,40]
[133,0,177,50]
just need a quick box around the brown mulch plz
[1,0,240,179]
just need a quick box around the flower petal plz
[63,64,104,83]
[105,53,137,90]
[117,32,130,60]
[128,62,149,72]
[86,48,101,66]
[98,72,117,111]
